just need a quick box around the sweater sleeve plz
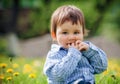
[43,47,81,81]
[82,41,108,74]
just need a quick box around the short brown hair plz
[50,5,86,38]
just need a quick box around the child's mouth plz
[67,43,72,46]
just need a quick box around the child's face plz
[55,21,83,49]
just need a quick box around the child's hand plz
[68,40,89,51]
[76,40,89,51]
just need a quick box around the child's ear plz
[51,32,56,40]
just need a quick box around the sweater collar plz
[51,44,66,52]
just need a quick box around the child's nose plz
[69,34,76,40]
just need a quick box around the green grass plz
[0,56,47,84]
[0,55,120,84]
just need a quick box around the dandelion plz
[33,60,41,67]
[13,72,19,76]
[6,76,12,81]
[0,74,4,80]
[29,73,36,78]
[103,69,109,75]
[0,63,7,68]
[12,63,19,68]
[23,64,33,73]
[116,72,120,77]
[6,68,13,73]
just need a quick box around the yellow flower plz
[23,64,33,73]
[103,70,108,75]
[13,72,19,76]
[116,72,120,77]
[12,63,19,68]
[6,68,13,73]
[0,63,7,68]
[29,73,36,78]
[6,76,12,81]
[0,74,4,80]
[33,60,41,67]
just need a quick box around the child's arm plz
[82,41,108,74]
[43,47,81,81]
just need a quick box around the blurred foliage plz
[0,37,8,55]
[19,0,120,41]
[0,0,120,41]
[0,0,120,55]
[0,0,120,59]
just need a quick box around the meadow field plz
[0,55,120,84]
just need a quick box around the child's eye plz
[74,32,80,34]
[62,32,68,34]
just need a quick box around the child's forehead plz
[57,20,81,26]
[57,21,82,29]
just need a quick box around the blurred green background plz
[0,0,120,57]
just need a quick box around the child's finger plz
[71,43,75,46]
[79,45,86,51]
[79,43,89,51]
[76,40,81,45]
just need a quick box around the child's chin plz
[62,46,68,49]
[64,46,69,49]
